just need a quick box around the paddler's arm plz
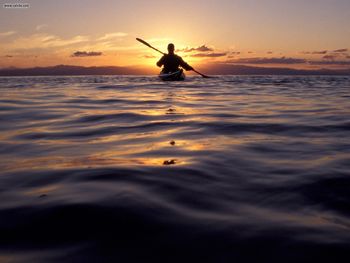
[179,57,194,71]
[156,55,165,67]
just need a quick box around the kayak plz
[159,69,185,81]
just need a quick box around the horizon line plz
[0,64,349,77]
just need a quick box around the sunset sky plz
[1,0,350,71]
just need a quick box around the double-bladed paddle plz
[136,38,213,78]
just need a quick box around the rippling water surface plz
[0,75,350,262]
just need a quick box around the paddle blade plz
[136,38,151,48]
[136,38,165,55]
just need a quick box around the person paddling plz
[136,38,212,78]
[157,43,193,74]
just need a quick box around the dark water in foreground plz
[0,75,350,262]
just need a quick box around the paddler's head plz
[167,43,175,54]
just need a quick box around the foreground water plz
[0,75,349,262]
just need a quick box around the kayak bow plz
[159,69,185,81]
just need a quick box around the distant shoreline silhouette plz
[0,64,349,76]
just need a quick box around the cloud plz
[143,55,157,59]
[71,51,103,57]
[190,52,227,58]
[312,50,328,54]
[193,45,213,52]
[346,55,350,59]
[2,33,90,51]
[323,54,337,60]
[267,51,273,54]
[0,31,16,37]
[301,50,328,55]
[333,48,348,53]
[226,57,306,64]
[177,45,214,53]
[36,24,48,31]
[309,60,350,66]
[4,55,13,58]
[98,32,128,41]
[227,52,241,59]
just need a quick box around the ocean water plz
[0,75,350,262]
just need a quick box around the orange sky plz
[0,0,350,70]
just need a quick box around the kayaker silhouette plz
[136,38,212,79]
[157,43,193,74]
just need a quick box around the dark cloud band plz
[71,51,102,57]
[226,57,306,64]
